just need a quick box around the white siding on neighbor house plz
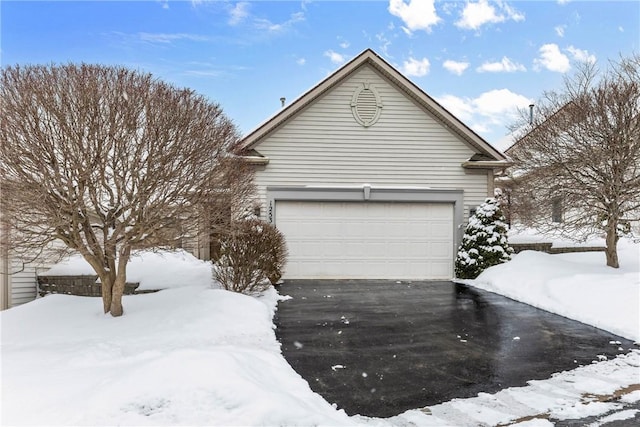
[252,64,490,221]
[8,259,44,307]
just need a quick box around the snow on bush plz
[455,197,514,279]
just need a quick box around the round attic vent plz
[350,81,383,127]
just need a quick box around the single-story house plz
[237,48,509,280]
[0,48,510,309]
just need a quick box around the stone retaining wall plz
[548,246,606,254]
[37,275,142,297]
[510,242,553,253]
[511,243,605,255]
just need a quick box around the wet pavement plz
[274,280,635,418]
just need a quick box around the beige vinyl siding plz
[5,248,58,308]
[253,64,490,221]
[8,259,44,307]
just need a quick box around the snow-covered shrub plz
[213,219,288,294]
[455,198,514,279]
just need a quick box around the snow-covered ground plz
[42,249,214,291]
[2,244,639,426]
[467,237,640,342]
[507,226,609,248]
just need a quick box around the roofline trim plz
[239,48,507,161]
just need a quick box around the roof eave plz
[240,156,270,165]
[461,160,513,169]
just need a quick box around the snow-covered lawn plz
[1,244,639,426]
[43,249,214,291]
[1,282,355,426]
[467,237,640,342]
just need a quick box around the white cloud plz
[619,26,624,32]
[477,56,526,73]
[455,0,524,30]
[535,43,571,72]
[339,39,350,49]
[137,32,209,44]
[376,32,392,57]
[254,18,281,32]
[558,0,570,4]
[436,89,531,141]
[443,59,470,76]
[401,57,431,77]
[555,25,566,37]
[500,2,525,22]
[324,50,346,65]
[184,69,223,77]
[567,45,596,63]
[228,2,250,26]
[254,11,304,33]
[437,94,474,121]
[296,57,306,66]
[388,0,441,34]
[473,89,531,117]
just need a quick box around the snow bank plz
[0,285,357,426]
[4,240,639,426]
[42,250,215,291]
[468,239,640,341]
[508,226,607,248]
[393,350,640,426]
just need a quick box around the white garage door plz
[275,201,454,280]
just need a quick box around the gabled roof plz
[505,101,575,156]
[238,48,508,163]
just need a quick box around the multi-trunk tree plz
[507,54,640,268]
[1,64,254,316]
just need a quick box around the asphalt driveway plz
[274,280,634,418]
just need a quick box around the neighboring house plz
[0,224,202,310]
[0,255,50,310]
[237,49,509,280]
[497,103,573,226]
[1,215,48,309]
[1,218,65,309]
[498,101,639,235]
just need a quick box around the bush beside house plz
[213,219,288,294]
[455,198,514,279]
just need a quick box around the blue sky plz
[2,0,638,150]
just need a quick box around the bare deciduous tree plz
[507,54,640,268]
[1,64,254,316]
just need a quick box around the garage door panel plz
[276,201,454,279]
[431,261,452,277]
[429,243,452,259]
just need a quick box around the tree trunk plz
[109,246,131,317]
[109,275,126,317]
[605,220,620,268]
[100,274,113,314]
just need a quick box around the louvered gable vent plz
[351,81,383,127]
